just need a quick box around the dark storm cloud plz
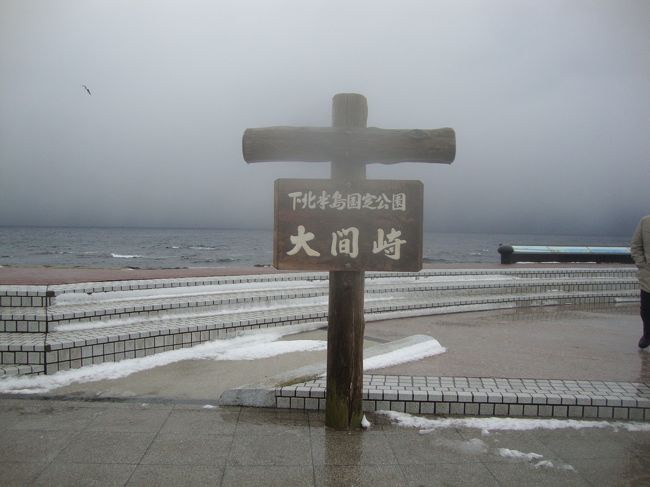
[1,0,648,236]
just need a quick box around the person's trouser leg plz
[642,290,650,339]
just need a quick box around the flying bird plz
[82,85,91,95]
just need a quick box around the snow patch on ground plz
[55,274,516,306]
[363,338,446,370]
[498,448,543,461]
[377,410,650,433]
[53,295,395,332]
[0,325,326,394]
[371,275,517,285]
[376,411,609,472]
[54,280,326,305]
[497,448,575,471]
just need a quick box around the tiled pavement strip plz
[1,266,649,422]
[276,375,650,422]
[1,398,649,486]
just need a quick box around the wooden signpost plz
[243,93,455,429]
[274,178,423,272]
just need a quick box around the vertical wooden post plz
[326,93,368,429]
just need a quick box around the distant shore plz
[0,263,634,286]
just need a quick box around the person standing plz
[631,215,650,348]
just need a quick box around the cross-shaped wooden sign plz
[243,93,455,429]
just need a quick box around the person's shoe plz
[639,336,650,349]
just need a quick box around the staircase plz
[0,267,639,376]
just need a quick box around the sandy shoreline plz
[0,263,634,285]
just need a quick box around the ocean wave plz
[422,257,451,263]
[110,253,172,260]
[181,256,240,264]
[111,253,143,259]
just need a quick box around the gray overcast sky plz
[1,0,648,236]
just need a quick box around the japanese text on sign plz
[287,191,406,211]
[274,179,423,272]
[287,225,406,261]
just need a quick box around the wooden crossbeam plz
[243,127,455,165]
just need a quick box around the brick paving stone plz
[276,374,650,421]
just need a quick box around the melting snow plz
[498,448,543,461]
[377,410,650,433]
[0,326,326,394]
[54,280,326,305]
[363,338,446,370]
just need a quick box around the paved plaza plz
[1,398,649,486]
[1,303,649,486]
[1,266,649,485]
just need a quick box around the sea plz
[0,227,632,269]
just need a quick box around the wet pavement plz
[1,265,649,485]
[0,398,648,486]
[47,303,650,402]
[368,304,650,383]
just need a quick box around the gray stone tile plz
[160,410,239,436]
[401,463,499,486]
[32,462,137,487]
[0,462,48,487]
[535,429,631,460]
[311,430,398,466]
[484,461,591,486]
[223,466,315,486]
[0,405,32,430]
[55,431,155,464]
[127,464,224,486]
[384,429,480,465]
[308,411,326,428]
[5,403,101,431]
[314,465,405,486]
[236,408,310,435]
[172,403,240,412]
[0,430,76,463]
[569,456,650,486]
[623,430,650,458]
[229,431,312,466]
[87,407,170,432]
[140,433,232,466]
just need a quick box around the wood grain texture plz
[326,93,367,430]
[243,126,455,165]
[273,179,423,271]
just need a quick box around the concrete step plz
[1,266,637,301]
[0,267,641,375]
[275,374,650,422]
[0,364,45,377]
[1,270,639,333]
[0,288,638,373]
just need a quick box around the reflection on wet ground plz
[368,303,650,383]
[0,399,648,486]
[639,350,650,385]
